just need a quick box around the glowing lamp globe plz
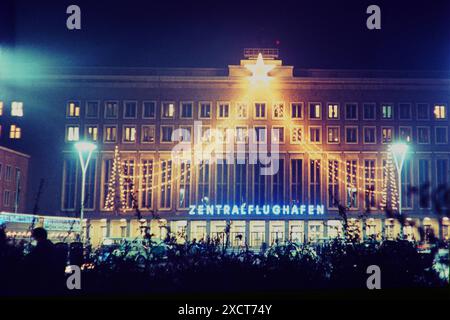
[75,141,97,153]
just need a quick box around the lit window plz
[309,103,321,119]
[199,102,211,118]
[236,102,248,119]
[217,102,230,119]
[123,126,136,142]
[309,127,321,143]
[399,127,412,142]
[180,102,193,118]
[291,103,303,119]
[345,127,358,143]
[382,127,393,143]
[327,127,340,143]
[0,101,3,116]
[272,102,285,119]
[141,125,155,143]
[123,101,137,118]
[327,104,339,119]
[105,101,118,118]
[434,104,447,119]
[363,103,376,120]
[66,101,79,117]
[235,126,248,143]
[9,125,21,139]
[381,104,393,119]
[11,101,24,117]
[346,160,358,208]
[85,126,98,141]
[417,127,430,144]
[363,127,376,144]
[104,126,117,142]
[143,101,156,118]
[271,127,285,143]
[255,103,266,119]
[290,126,303,144]
[436,127,448,144]
[162,102,175,118]
[66,126,79,141]
[345,103,357,120]
[161,126,174,142]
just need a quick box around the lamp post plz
[75,141,97,244]
[391,142,408,238]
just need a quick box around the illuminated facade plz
[53,49,450,246]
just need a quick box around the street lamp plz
[75,141,97,244]
[391,142,408,237]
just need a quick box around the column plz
[206,220,211,240]
[245,220,250,246]
[264,221,270,246]
[106,219,111,238]
[284,220,290,243]
[304,220,309,243]
[381,219,385,239]
[323,220,328,241]
[126,219,131,238]
[362,219,367,240]
[186,220,191,242]
[439,219,444,240]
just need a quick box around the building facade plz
[30,50,449,247]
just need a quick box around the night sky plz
[1,0,450,70]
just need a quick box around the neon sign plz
[188,204,325,217]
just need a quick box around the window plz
[290,126,303,144]
[122,159,136,209]
[255,102,266,119]
[436,127,448,144]
[327,127,340,143]
[162,102,175,119]
[140,159,153,209]
[345,127,358,144]
[309,160,321,205]
[382,127,393,143]
[437,159,448,187]
[161,126,174,143]
[85,125,98,141]
[143,101,156,118]
[364,160,376,209]
[5,166,12,181]
[434,104,447,119]
[345,103,358,120]
[399,127,412,142]
[309,127,321,143]
[103,125,117,142]
[418,159,430,209]
[291,159,303,204]
[179,161,191,208]
[271,126,285,143]
[123,126,136,143]
[217,102,230,119]
[381,104,393,119]
[180,102,193,118]
[86,101,99,118]
[401,159,412,209]
[9,125,21,139]
[346,160,358,208]
[328,160,339,208]
[0,125,2,138]
[417,103,429,120]
[272,102,285,119]
[363,103,376,120]
[101,159,113,209]
[123,101,137,118]
[83,158,96,210]
[417,127,430,144]
[141,125,155,143]
[0,163,2,180]
[235,161,247,205]
[177,126,192,143]
[254,126,267,143]
[216,162,230,203]
[0,101,3,116]
[105,101,118,118]
[272,159,284,203]
[66,101,80,117]
[66,125,79,141]
[199,102,211,119]
[160,160,172,209]
[327,104,339,119]
[236,102,248,119]
[62,159,77,210]
[200,126,212,142]
[3,190,11,207]
[291,102,303,119]
[254,163,266,205]
[309,103,321,119]
[235,126,248,144]
[363,127,376,144]
[197,160,210,202]
[399,103,411,120]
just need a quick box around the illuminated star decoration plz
[245,53,275,84]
